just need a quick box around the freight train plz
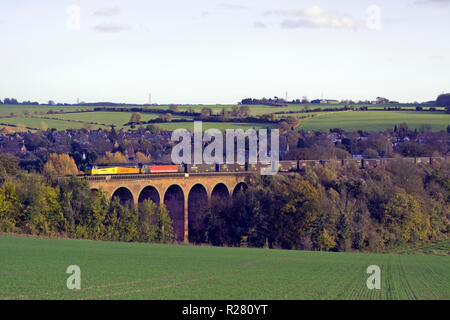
[84,156,448,175]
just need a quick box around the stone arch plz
[138,185,160,205]
[163,184,185,242]
[111,187,134,206]
[211,183,229,203]
[232,182,248,199]
[187,184,208,243]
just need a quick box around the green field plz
[299,111,450,132]
[36,112,192,128]
[0,235,449,300]
[155,122,276,131]
[0,117,109,131]
[0,104,448,132]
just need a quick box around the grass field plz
[154,122,276,131]
[299,111,450,132]
[0,104,448,132]
[387,239,450,256]
[0,117,109,131]
[0,235,449,300]
[36,112,192,128]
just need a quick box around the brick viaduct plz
[80,156,448,243]
[83,173,254,243]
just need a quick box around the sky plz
[0,0,449,104]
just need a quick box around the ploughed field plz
[0,235,449,300]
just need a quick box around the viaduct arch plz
[84,173,252,243]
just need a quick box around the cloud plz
[266,6,359,30]
[93,23,132,33]
[93,7,120,17]
[254,22,267,29]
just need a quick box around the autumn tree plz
[43,154,79,176]
[135,152,151,163]
[200,107,213,119]
[0,181,21,232]
[130,112,143,123]
[169,105,179,113]
[96,151,129,164]
[286,116,300,129]
[317,229,336,251]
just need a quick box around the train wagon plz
[219,163,246,172]
[299,160,321,168]
[278,161,298,172]
[187,163,217,173]
[430,157,445,164]
[415,157,431,164]
[246,162,272,172]
[362,159,381,169]
[85,166,141,175]
[341,159,362,168]
[141,165,182,174]
[320,160,341,168]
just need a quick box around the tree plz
[383,191,427,246]
[158,113,172,122]
[108,125,118,142]
[200,107,213,119]
[135,152,151,163]
[146,124,162,134]
[278,121,291,134]
[0,181,21,232]
[0,153,20,177]
[274,179,321,249]
[363,148,379,159]
[317,229,336,251]
[436,93,450,108]
[286,116,300,129]
[239,106,250,118]
[157,203,174,242]
[43,154,79,176]
[130,112,143,123]
[169,105,179,113]
[186,107,195,114]
[96,151,128,164]
[336,213,351,251]
[138,200,159,242]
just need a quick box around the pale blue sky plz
[0,0,449,104]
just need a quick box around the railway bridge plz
[82,172,254,243]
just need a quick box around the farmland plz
[0,235,448,300]
[0,104,448,132]
[299,110,450,132]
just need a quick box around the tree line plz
[191,159,449,251]
[0,153,174,243]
